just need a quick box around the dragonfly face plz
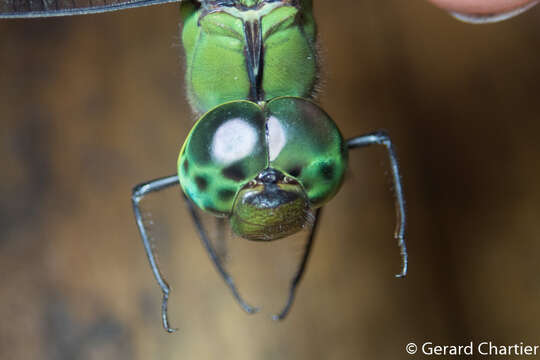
[177,97,347,240]
[181,0,317,114]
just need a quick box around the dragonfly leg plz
[183,193,259,315]
[347,131,408,277]
[132,174,180,333]
[272,208,322,321]
[214,217,228,264]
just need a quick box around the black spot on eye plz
[218,189,236,201]
[287,165,303,178]
[183,159,189,173]
[222,164,246,182]
[195,176,208,191]
[320,162,335,180]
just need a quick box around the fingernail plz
[450,0,539,24]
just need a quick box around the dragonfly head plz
[177,98,347,240]
[230,168,314,241]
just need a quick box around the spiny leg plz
[347,131,408,277]
[183,193,259,315]
[273,208,322,321]
[132,175,180,333]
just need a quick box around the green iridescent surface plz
[266,97,348,208]
[181,3,249,114]
[178,97,347,220]
[261,3,317,101]
[178,101,268,215]
[180,0,317,114]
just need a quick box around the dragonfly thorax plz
[181,0,318,115]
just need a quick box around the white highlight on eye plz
[211,119,257,165]
[267,116,286,161]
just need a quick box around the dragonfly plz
[1,0,408,333]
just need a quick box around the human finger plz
[427,0,539,23]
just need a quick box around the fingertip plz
[428,0,539,23]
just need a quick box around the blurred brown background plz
[2,1,540,359]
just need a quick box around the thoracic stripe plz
[243,19,264,102]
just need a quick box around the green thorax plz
[181,0,317,115]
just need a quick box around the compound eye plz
[178,101,268,215]
[265,97,348,208]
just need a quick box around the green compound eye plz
[178,101,268,215]
[265,97,348,208]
